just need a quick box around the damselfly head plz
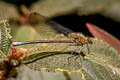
[87,38,93,45]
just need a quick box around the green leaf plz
[0,20,11,55]
[19,33,120,80]
[13,23,120,80]
[30,0,115,17]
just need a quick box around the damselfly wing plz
[28,12,73,36]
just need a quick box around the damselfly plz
[12,12,93,65]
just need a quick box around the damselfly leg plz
[64,43,90,66]
[67,46,81,66]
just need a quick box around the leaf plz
[0,20,11,55]
[12,24,120,79]
[101,1,120,22]
[0,1,21,39]
[10,14,120,79]
[16,33,120,80]
[0,1,19,20]
[30,0,115,17]
[86,23,120,54]
[9,66,67,80]
[29,0,120,23]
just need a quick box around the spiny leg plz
[75,44,88,61]
[63,43,83,66]
[77,44,91,65]
[62,43,77,65]
[86,43,90,54]
[67,46,81,66]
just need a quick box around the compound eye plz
[87,38,93,45]
[89,40,93,45]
